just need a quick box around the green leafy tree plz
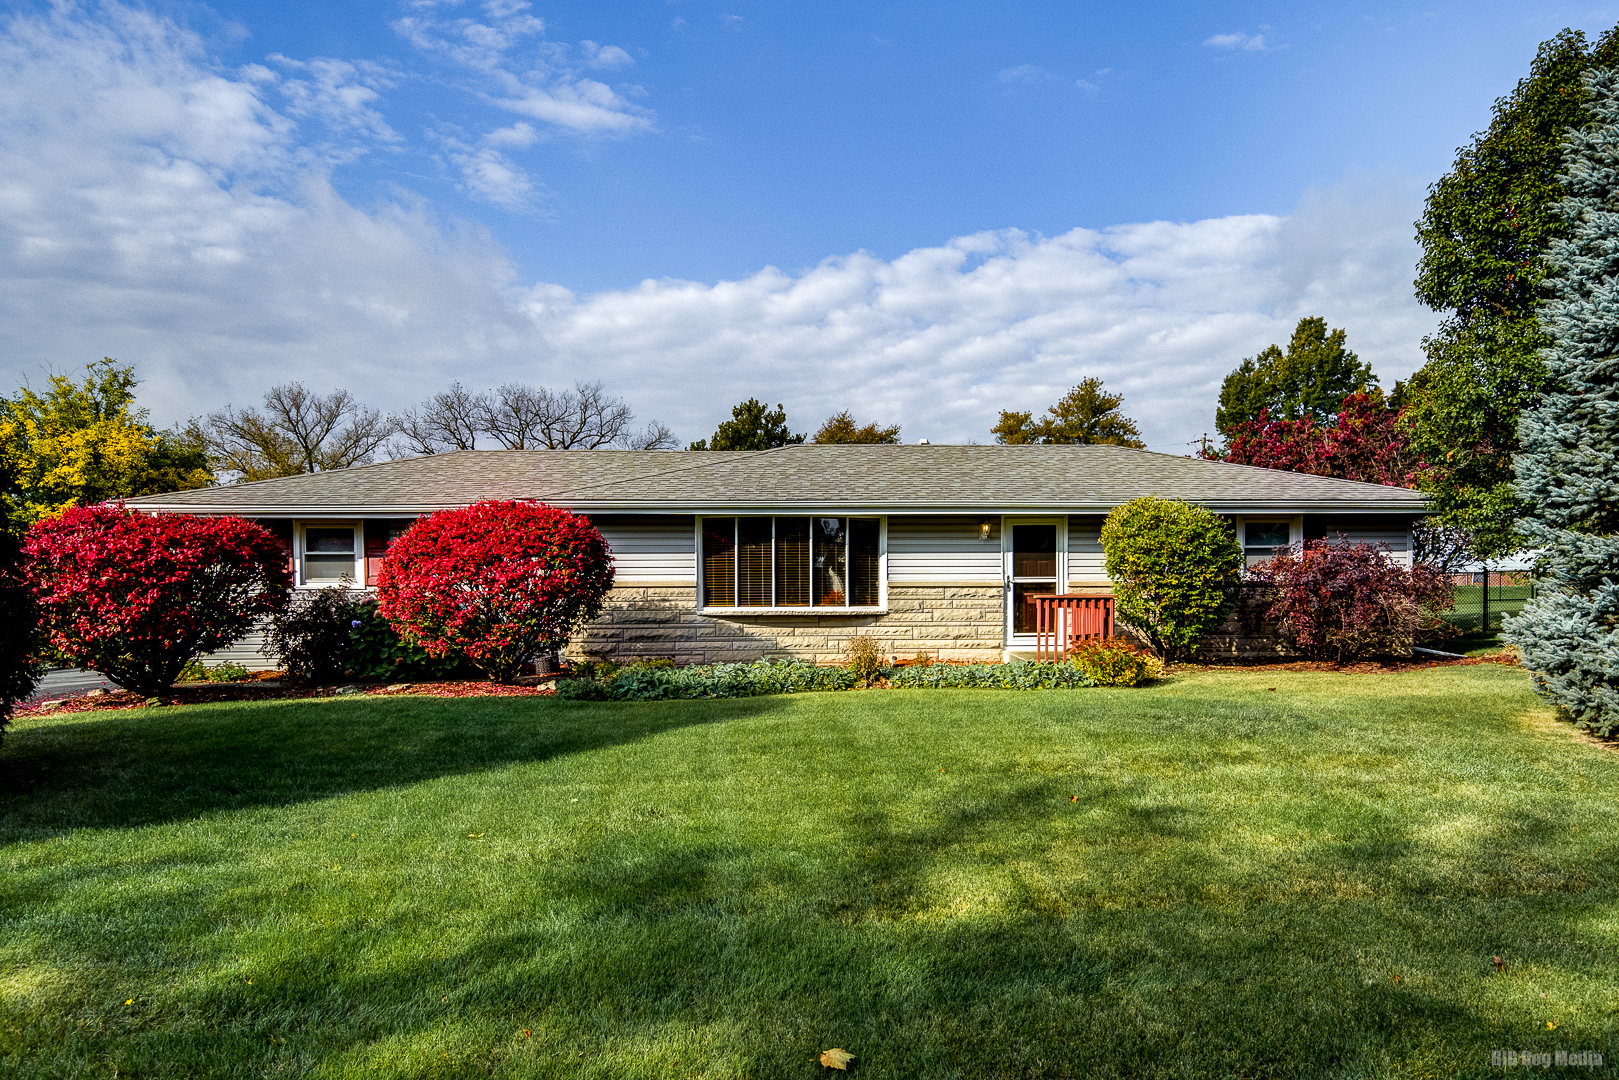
[1406,26,1619,556]
[994,377,1145,447]
[2,358,212,523]
[1099,496,1243,662]
[812,411,901,444]
[1215,318,1375,432]
[688,399,805,451]
[1503,69,1619,738]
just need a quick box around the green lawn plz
[2,668,1616,1079]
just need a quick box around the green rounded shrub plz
[1099,496,1243,662]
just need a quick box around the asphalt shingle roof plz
[124,444,1428,516]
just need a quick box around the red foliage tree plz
[1250,540,1455,665]
[376,500,614,683]
[1204,393,1421,487]
[24,505,292,696]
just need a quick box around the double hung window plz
[300,525,359,586]
[1243,522,1291,558]
[701,517,880,608]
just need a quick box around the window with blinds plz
[700,517,881,608]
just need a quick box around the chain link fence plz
[1443,570,1538,635]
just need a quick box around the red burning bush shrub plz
[25,505,291,696]
[1250,539,1454,665]
[376,501,614,683]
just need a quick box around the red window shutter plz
[262,520,295,576]
[364,531,389,587]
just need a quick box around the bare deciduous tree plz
[1412,521,1480,574]
[391,382,488,455]
[622,420,680,450]
[480,380,672,450]
[203,384,395,482]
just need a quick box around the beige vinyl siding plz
[593,515,697,584]
[888,516,1003,584]
[1305,514,1415,568]
[1329,528,1412,567]
[197,622,278,672]
[1067,515,1109,585]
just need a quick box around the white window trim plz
[1002,515,1068,646]
[1234,515,1304,566]
[294,521,363,589]
[694,515,888,614]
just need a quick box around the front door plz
[1004,518,1066,647]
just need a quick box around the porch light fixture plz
[979,520,992,542]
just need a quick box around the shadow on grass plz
[6,687,1612,1078]
[43,775,1555,1079]
[0,695,780,839]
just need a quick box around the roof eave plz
[119,497,1429,517]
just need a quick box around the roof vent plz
[916,438,930,445]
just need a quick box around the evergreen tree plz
[688,399,805,451]
[812,411,901,444]
[1214,318,1375,433]
[1504,68,1619,738]
[993,377,1145,447]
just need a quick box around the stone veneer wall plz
[1194,583,1299,661]
[568,583,1006,665]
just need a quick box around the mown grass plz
[1,667,1616,1079]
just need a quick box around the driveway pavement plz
[25,668,120,704]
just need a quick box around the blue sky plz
[1,0,1615,447]
[195,0,1603,290]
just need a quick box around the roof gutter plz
[120,498,1430,517]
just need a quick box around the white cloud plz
[580,40,633,69]
[439,138,545,213]
[998,64,1047,84]
[1203,32,1268,51]
[263,55,400,154]
[0,2,1437,452]
[483,121,540,148]
[393,0,651,136]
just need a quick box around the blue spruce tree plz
[1504,67,1619,736]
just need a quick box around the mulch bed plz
[1179,650,1521,675]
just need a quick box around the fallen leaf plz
[1547,1021,1558,1030]
[468,832,484,839]
[124,999,134,1005]
[522,1030,531,1038]
[1070,795,1078,803]
[1492,955,1506,973]
[820,1048,855,1070]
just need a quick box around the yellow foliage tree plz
[3,359,213,522]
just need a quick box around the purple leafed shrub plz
[1250,539,1454,665]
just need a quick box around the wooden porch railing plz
[1031,594,1115,661]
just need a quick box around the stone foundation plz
[569,583,1006,665]
[1195,583,1298,660]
